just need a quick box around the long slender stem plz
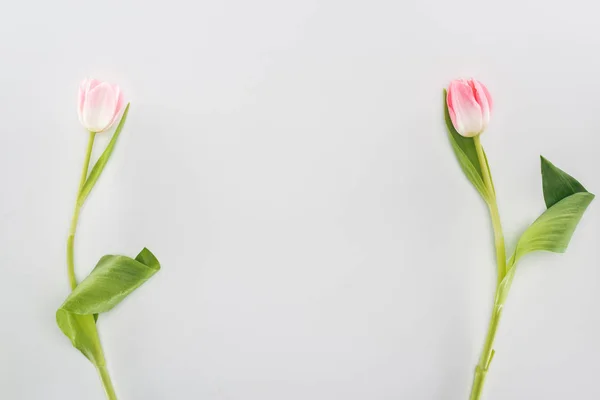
[473,136,506,283]
[469,135,508,400]
[66,130,118,399]
[97,365,118,400]
[469,294,503,400]
[67,131,96,290]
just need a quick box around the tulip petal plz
[78,79,92,124]
[82,83,118,133]
[88,79,102,91]
[469,79,492,130]
[447,80,483,137]
[108,85,125,127]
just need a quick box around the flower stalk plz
[469,135,507,400]
[67,131,95,289]
[67,130,118,399]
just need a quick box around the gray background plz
[0,0,598,399]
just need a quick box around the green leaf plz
[496,266,516,305]
[56,247,160,364]
[512,192,594,264]
[541,156,588,208]
[56,312,103,364]
[483,150,496,197]
[61,248,160,314]
[78,104,130,206]
[443,90,490,202]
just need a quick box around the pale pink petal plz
[77,78,126,132]
[446,89,458,132]
[447,79,483,137]
[87,79,103,91]
[77,79,92,123]
[104,85,125,129]
[82,83,118,132]
[479,81,493,111]
[469,79,492,130]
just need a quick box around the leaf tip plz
[540,155,553,172]
[135,247,161,271]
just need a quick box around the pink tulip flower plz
[78,79,125,133]
[446,78,493,137]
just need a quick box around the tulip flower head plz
[78,78,125,133]
[446,78,492,137]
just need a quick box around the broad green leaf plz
[443,90,490,202]
[56,247,160,364]
[541,156,588,208]
[78,104,130,206]
[61,248,160,314]
[56,311,104,364]
[512,192,594,264]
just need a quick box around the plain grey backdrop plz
[0,0,598,399]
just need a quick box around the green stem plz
[97,365,118,400]
[66,131,119,400]
[473,136,506,283]
[469,291,504,400]
[67,131,96,290]
[469,135,509,400]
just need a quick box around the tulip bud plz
[78,78,125,133]
[446,78,492,137]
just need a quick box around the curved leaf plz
[78,104,130,206]
[56,312,103,364]
[443,90,490,202]
[512,192,594,264]
[56,247,160,364]
[496,265,516,305]
[483,150,496,197]
[541,156,588,208]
